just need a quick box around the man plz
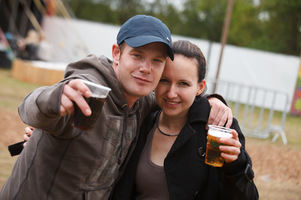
[0,15,231,200]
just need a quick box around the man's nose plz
[139,60,151,73]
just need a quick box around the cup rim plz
[81,79,111,92]
[208,125,232,138]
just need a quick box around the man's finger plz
[60,93,74,116]
[215,110,227,127]
[224,116,233,128]
[68,79,91,98]
[62,81,91,116]
[60,104,67,116]
[207,106,220,125]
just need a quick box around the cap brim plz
[125,36,174,61]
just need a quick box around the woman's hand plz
[219,129,242,163]
[23,126,33,147]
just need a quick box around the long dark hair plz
[171,40,206,83]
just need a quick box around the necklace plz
[157,124,179,136]
[156,111,179,137]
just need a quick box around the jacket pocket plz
[87,116,136,184]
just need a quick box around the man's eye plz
[154,58,163,63]
[133,54,141,58]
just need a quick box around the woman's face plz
[155,54,205,118]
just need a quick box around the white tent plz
[40,16,300,111]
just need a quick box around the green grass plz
[1,67,300,147]
[0,67,301,199]
[0,149,17,186]
[227,100,301,147]
[0,68,41,111]
[0,68,41,188]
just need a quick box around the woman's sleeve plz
[219,118,259,200]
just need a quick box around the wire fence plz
[206,79,289,145]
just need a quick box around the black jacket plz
[111,96,259,200]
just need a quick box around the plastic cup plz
[73,80,111,131]
[205,125,232,167]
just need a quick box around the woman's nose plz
[166,85,178,98]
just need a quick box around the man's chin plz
[130,88,153,98]
[136,90,152,98]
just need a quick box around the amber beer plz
[73,96,106,131]
[72,80,111,131]
[205,125,232,167]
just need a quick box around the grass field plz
[0,68,301,199]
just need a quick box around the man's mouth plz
[133,75,151,84]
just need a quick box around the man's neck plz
[123,93,139,109]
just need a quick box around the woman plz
[111,40,258,200]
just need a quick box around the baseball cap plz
[117,15,174,60]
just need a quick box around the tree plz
[63,0,301,56]
[257,0,301,55]
[228,0,261,48]
[65,0,119,24]
[196,0,228,41]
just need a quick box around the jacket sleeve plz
[18,55,104,135]
[218,118,259,200]
[204,93,228,106]
[18,81,71,134]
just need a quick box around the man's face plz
[113,42,168,106]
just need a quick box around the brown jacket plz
[0,55,155,200]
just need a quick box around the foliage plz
[65,0,120,24]
[257,0,301,55]
[63,0,301,56]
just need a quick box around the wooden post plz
[289,52,301,115]
[213,0,234,93]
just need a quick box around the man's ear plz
[112,43,121,65]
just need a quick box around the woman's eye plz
[180,82,189,86]
[159,79,169,83]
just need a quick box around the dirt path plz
[0,109,300,199]
[0,109,26,148]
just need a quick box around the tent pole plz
[213,0,234,93]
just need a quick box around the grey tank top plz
[135,124,170,200]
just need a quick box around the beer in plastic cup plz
[73,80,111,131]
[205,125,232,167]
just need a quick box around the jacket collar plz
[167,96,211,155]
[187,96,211,125]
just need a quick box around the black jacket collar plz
[188,95,211,125]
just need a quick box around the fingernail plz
[85,91,91,97]
[86,109,91,116]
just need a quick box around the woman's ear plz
[112,43,121,65]
[197,79,206,96]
